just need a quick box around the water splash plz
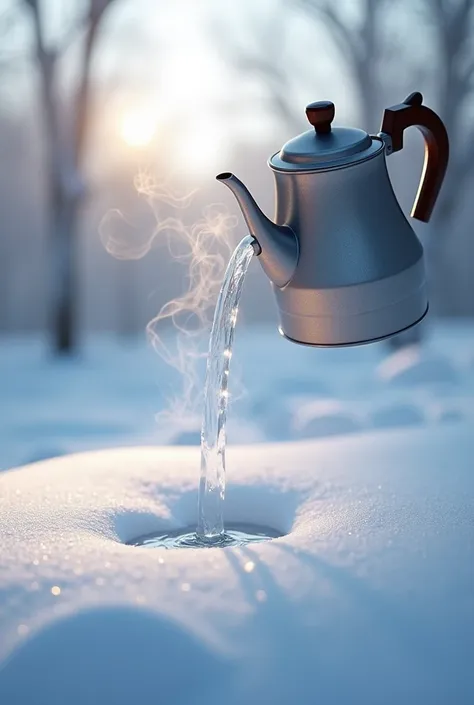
[197,235,256,541]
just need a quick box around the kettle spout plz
[216,172,298,288]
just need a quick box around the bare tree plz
[216,0,399,138]
[297,0,397,131]
[209,1,311,135]
[22,0,116,353]
[297,0,474,217]
[425,0,474,281]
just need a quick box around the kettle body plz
[218,93,448,346]
[271,144,426,345]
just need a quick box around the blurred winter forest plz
[1,0,473,353]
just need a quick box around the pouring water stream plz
[131,235,280,548]
[197,234,256,541]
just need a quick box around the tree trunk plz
[51,192,81,353]
[24,0,113,354]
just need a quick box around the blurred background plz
[1,0,474,469]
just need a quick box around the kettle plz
[217,92,449,346]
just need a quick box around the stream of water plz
[130,235,280,549]
[196,234,256,541]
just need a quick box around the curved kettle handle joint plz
[380,91,449,223]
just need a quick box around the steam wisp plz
[99,171,239,423]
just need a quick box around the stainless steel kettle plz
[217,92,449,346]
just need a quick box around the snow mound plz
[293,399,361,438]
[377,345,460,386]
[435,407,465,424]
[0,425,473,704]
[369,403,425,429]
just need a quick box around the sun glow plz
[119,110,157,148]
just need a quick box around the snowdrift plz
[0,424,472,704]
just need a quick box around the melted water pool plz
[128,523,281,549]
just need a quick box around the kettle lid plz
[270,101,381,172]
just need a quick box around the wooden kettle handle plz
[380,92,449,223]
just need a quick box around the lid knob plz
[306,100,335,134]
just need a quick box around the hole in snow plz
[170,483,302,536]
[112,483,303,545]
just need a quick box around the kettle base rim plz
[278,305,428,349]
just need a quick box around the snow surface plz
[0,323,473,703]
[0,427,473,704]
